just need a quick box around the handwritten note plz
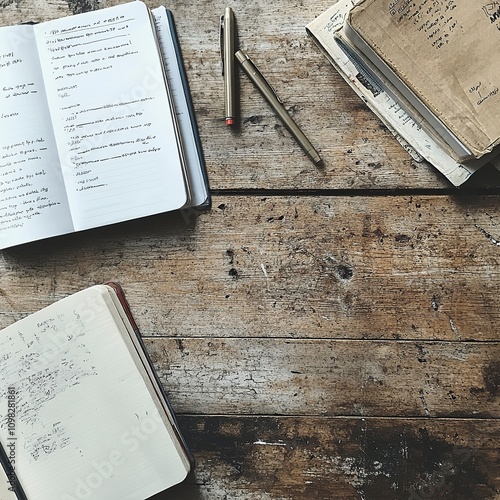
[33,1,188,230]
[348,0,500,157]
[306,0,486,185]
[0,303,101,463]
[0,2,195,249]
[396,0,500,115]
[0,285,182,499]
[0,25,73,248]
[391,0,460,50]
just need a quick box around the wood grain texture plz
[0,196,498,341]
[157,416,500,500]
[145,337,500,418]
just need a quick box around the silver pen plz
[236,49,322,165]
[220,7,236,126]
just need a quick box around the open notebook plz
[0,283,192,500]
[0,2,209,249]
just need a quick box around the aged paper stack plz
[307,0,500,185]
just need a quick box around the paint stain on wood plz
[483,361,500,396]
[176,416,498,499]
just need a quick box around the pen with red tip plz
[220,7,236,125]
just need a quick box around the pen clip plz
[219,15,225,76]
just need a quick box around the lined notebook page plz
[0,25,73,249]
[34,1,188,231]
[0,286,187,500]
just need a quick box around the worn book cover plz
[306,0,498,186]
[348,0,500,159]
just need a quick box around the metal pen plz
[236,49,322,165]
[220,7,236,125]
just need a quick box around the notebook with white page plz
[0,1,209,250]
[0,283,192,500]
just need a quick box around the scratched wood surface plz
[1,0,500,499]
[1,196,500,341]
[159,416,500,500]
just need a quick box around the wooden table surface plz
[1,0,500,498]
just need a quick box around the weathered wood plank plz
[145,337,500,418]
[0,2,498,498]
[0,196,498,341]
[2,0,499,189]
[157,416,500,500]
